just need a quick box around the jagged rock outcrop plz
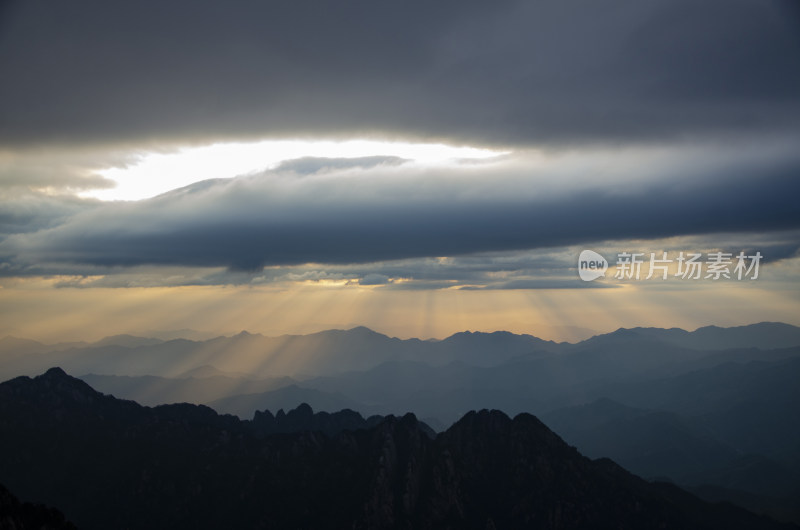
[251,402,386,437]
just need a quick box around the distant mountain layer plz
[612,322,800,350]
[60,326,800,525]
[79,372,297,408]
[209,383,363,419]
[0,368,794,530]
[3,323,800,525]
[542,398,800,522]
[3,322,798,380]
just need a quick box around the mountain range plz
[3,322,799,381]
[0,368,795,530]
[1,322,799,524]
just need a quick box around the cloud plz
[275,156,408,176]
[0,147,126,192]
[8,231,797,291]
[0,0,798,148]
[1,143,798,277]
[357,274,392,286]
[457,280,618,291]
[0,190,99,239]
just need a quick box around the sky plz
[1,0,799,343]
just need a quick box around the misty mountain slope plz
[690,484,800,528]
[260,340,800,425]
[641,346,800,379]
[176,364,252,378]
[433,329,560,362]
[555,334,798,387]
[539,395,800,524]
[292,344,734,420]
[610,357,800,412]
[542,398,740,480]
[1,368,795,530]
[90,334,164,348]
[0,336,90,357]
[601,322,800,351]
[296,359,548,424]
[0,335,170,377]
[0,336,53,358]
[541,399,800,495]
[52,330,800,430]
[2,323,800,383]
[208,383,364,419]
[79,372,296,407]
[0,339,199,380]
[0,329,404,379]
[597,357,800,460]
[0,327,558,380]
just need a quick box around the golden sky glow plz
[1,0,798,351]
[2,139,799,346]
[2,278,798,344]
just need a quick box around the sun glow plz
[82,139,507,202]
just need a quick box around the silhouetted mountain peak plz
[381,411,440,439]
[287,402,313,419]
[347,325,381,335]
[694,322,800,337]
[585,322,800,351]
[375,411,420,428]
[252,402,397,437]
[306,325,388,342]
[0,368,149,435]
[176,364,229,379]
[587,327,648,343]
[450,408,512,429]
[446,330,512,340]
[92,334,163,348]
[0,370,793,529]
[44,366,68,378]
[611,327,640,337]
[33,367,103,402]
[445,409,570,456]
[230,330,264,340]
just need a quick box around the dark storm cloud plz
[0,191,99,239]
[0,146,136,193]
[0,0,798,147]
[2,147,799,272]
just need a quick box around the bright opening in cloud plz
[82,139,508,202]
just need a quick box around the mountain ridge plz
[0,367,794,530]
[3,321,799,381]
